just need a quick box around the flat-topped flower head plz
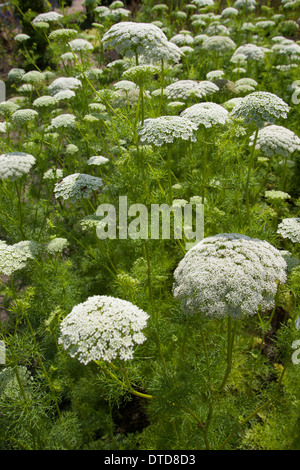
[234,0,257,11]
[46,237,69,254]
[249,125,300,157]
[11,109,39,125]
[8,68,25,83]
[54,173,103,201]
[265,190,291,202]
[277,218,300,243]
[53,89,76,101]
[68,38,93,52]
[87,156,109,165]
[0,240,40,276]
[0,152,36,180]
[48,77,82,96]
[47,113,76,131]
[58,295,149,364]
[181,102,229,128]
[139,115,198,146]
[232,44,266,62]
[166,80,218,101]
[192,0,215,6]
[49,28,78,41]
[221,7,239,17]
[0,101,20,116]
[202,35,236,53]
[32,11,63,24]
[173,233,287,318]
[102,21,169,61]
[122,64,160,84]
[113,80,138,92]
[231,92,290,128]
[206,70,225,81]
[170,33,194,47]
[22,70,45,84]
[15,33,30,42]
[33,95,58,109]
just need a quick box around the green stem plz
[246,128,258,223]
[219,316,236,392]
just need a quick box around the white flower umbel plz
[87,156,109,165]
[0,152,36,180]
[46,237,69,254]
[32,11,63,24]
[181,102,229,128]
[165,80,219,101]
[68,38,94,52]
[48,77,82,96]
[48,28,78,41]
[53,89,76,101]
[33,95,58,109]
[54,173,103,201]
[22,70,45,84]
[173,233,287,318]
[277,218,300,243]
[47,113,76,131]
[249,125,300,157]
[0,240,40,276]
[202,36,236,53]
[102,21,170,62]
[58,295,149,364]
[232,44,266,62]
[231,92,290,128]
[139,115,198,146]
[234,0,257,11]
[11,109,39,125]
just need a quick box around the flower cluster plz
[68,38,93,52]
[47,113,77,131]
[232,44,266,62]
[202,36,236,53]
[11,109,39,125]
[139,116,198,146]
[102,21,169,60]
[54,173,103,201]
[46,237,69,254]
[0,240,40,276]
[165,80,219,101]
[48,77,82,96]
[277,218,300,243]
[32,11,63,24]
[181,102,229,128]
[58,295,149,363]
[249,125,300,157]
[231,92,290,128]
[0,152,36,180]
[173,233,287,318]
